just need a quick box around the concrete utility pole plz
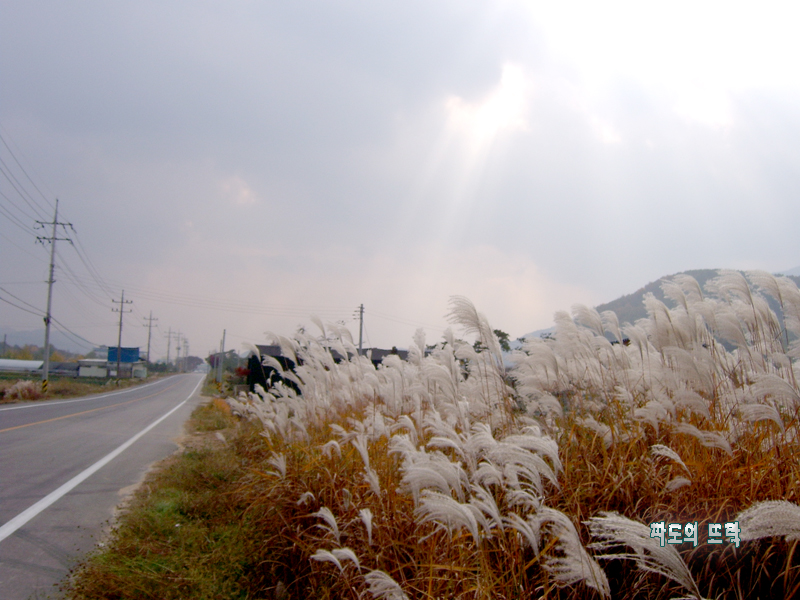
[112,291,132,378]
[174,332,182,372]
[358,303,364,355]
[36,198,72,393]
[143,311,158,363]
[165,327,173,367]
[217,329,226,384]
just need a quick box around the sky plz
[2,0,800,360]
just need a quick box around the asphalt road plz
[0,373,207,599]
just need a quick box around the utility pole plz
[217,329,226,384]
[143,311,158,363]
[183,338,189,371]
[165,327,173,367]
[358,303,364,355]
[112,291,132,378]
[36,199,72,393]
[175,332,182,372]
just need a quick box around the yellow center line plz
[0,380,184,434]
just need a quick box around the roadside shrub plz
[5,379,41,400]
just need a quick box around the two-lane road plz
[0,373,206,599]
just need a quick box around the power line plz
[66,227,117,299]
[365,308,446,332]
[0,295,44,317]
[0,189,39,234]
[54,257,112,309]
[0,125,54,213]
[55,272,354,317]
[0,157,48,221]
[0,228,48,264]
[50,317,100,351]
[0,286,44,315]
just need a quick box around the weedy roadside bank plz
[61,396,273,599]
[0,374,162,403]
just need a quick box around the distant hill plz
[780,266,800,278]
[0,328,94,355]
[596,268,800,326]
[516,268,800,343]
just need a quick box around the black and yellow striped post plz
[41,379,48,394]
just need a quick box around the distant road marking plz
[0,377,175,412]
[0,376,204,544]
[0,380,183,433]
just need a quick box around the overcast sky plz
[2,1,800,359]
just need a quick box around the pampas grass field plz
[67,270,800,599]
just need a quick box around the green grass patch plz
[61,400,268,600]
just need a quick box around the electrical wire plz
[0,190,39,234]
[66,228,117,299]
[0,286,45,315]
[59,272,354,318]
[50,317,100,351]
[365,308,447,332]
[0,125,449,351]
[0,230,49,264]
[0,295,44,318]
[54,258,113,309]
[0,157,48,221]
[0,125,54,214]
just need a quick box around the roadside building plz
[78,359,108,378]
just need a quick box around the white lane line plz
[0,377,177,412]
[0,376,204,544]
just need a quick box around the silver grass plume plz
[313,507,341,544]
[672,274,705,304]
[359,508,374,545]
[297,491,315,506]
[352,433,371,470]
[311,549,344,572]
[535,507,610,598]
[577,416,614,449]
[363,570,409,600]
[601,309,623,345]
[503,512,540,552]
[414,489,480,541]
[399,448,469,504]
[572,304,605,337]
[738,403,785,432]
[447,296,504,368]
[673,422,732,456]
[650,444,691,476]
[311,547,361,573]
[587,512,706,600]
[665,476,692,491]
[750,373,800,408]
[266,452,287,479]
[672,390,711,420]
[736,500,800,542]
[468,483,504,538]
[662,279,690,313]
[321,439,342,459]
[364,466,381,495]
[635,400,671,434]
